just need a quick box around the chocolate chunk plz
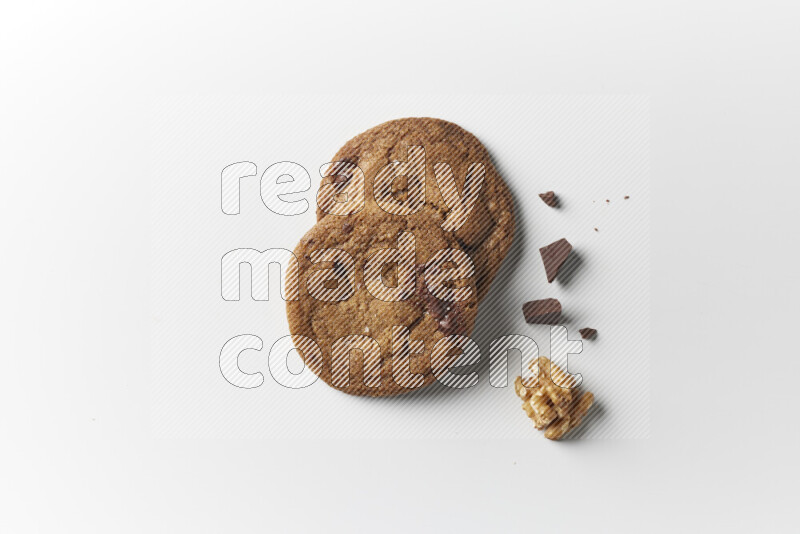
[579,328,597,339]
[522,298,562,324]
[539,238,572,283]
[342,222,353,233]
[539,191,558,207]
[438,304,464,335]
[624,195,630,200]
[427,296,450,321]
[594,227,598,232]
[416,262,465,335]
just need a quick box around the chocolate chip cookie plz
[316,117,515,301]
[286,208,479,397]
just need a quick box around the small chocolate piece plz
[438,304,464,335]
[605,199,610,203]
[522,298,562,324]
[426,296,449,321]
[331,161,356,184]
[415,264,464,334]
[341,222,353,233]
[594,227,598,232]
[539,238,572,283]
[579,328,597,339]
[624,195,630,200]
[539,191,558,207]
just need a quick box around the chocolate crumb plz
[605,199,610,203]
[539,238,573,283]
[624,195,630,200]
[594,228,598,232]
[342,222,353,233]
[579,328,597,339]
[522,299,562,324]
[539,191,558,208]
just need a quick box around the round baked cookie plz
[286,208,479,397]
[316,118,515,301]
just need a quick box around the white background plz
[2,1,799,532]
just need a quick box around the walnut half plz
[514,357,594,440]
